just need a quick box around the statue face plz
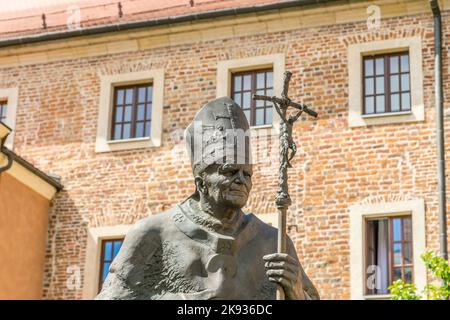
[200,163,253,209]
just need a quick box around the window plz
[95,70,164,153]
[111,84,152,141]
[347,37,424,127]
[98,238,124,292]
[365,216,413,295]
[363,52,411,115]
[83,225,131,298]
[0,100,7,122]
[0,88,18,149]
[216,54,285,131]
[349,199,426,300]
[231,69,273,126]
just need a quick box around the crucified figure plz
[274,99,303,169]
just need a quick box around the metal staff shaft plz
[277,207,287,300]
[275,115,291,300]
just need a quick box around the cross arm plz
[252,95,318,118]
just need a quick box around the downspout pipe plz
[0,147,13,173]
[430,0,448,260]
[0,138,13,174]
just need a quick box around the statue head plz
[185,97,253,209]
[194,163,252,209]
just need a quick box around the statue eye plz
[219,168,237,177]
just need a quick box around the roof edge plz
[0,0,336,48]
[1,147,63,192]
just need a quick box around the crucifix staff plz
[253,71,318,300]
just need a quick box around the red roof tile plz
[0,0,295,40]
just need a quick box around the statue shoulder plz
[97,206,186,299]
[109,207,179,259]
[126,206,180,242]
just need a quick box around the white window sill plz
[250,124,273,130]
[361,111,413,119]
[107,137,151,144]
[96,136,159,153]
[250,123,278,137]
[363,294,391,300]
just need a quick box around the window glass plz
[99,239,124,292]
[363,52,410,115]
[111,84,152,140]
[231,69,274,126]
[365,59,374,76]
[0,100,8,122]
[375,58,384,75]
[390,56,399,73]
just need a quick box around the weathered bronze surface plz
[96,96,319,300]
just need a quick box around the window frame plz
[349,199,426,300]
[347,37,424,127]
[95,70,164,153]
[364,215,414,296]
[362,52,411,115]
[216,54,285,132]
[231,68,274,127]
[110,83,153,141]
[82,225,132,299]
[0,88,19,149]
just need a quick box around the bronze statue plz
[96,96,319,300]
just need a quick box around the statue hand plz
[263,253,304,300]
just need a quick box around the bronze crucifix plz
[253,71,318,300]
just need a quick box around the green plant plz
[389,251,450,300]
[389,280,420,300]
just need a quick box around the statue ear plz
[194,176,208,195]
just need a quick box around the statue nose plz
[234,171,245,184]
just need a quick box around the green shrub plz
[389,251,450,300]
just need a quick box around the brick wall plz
[0,8,449,300]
